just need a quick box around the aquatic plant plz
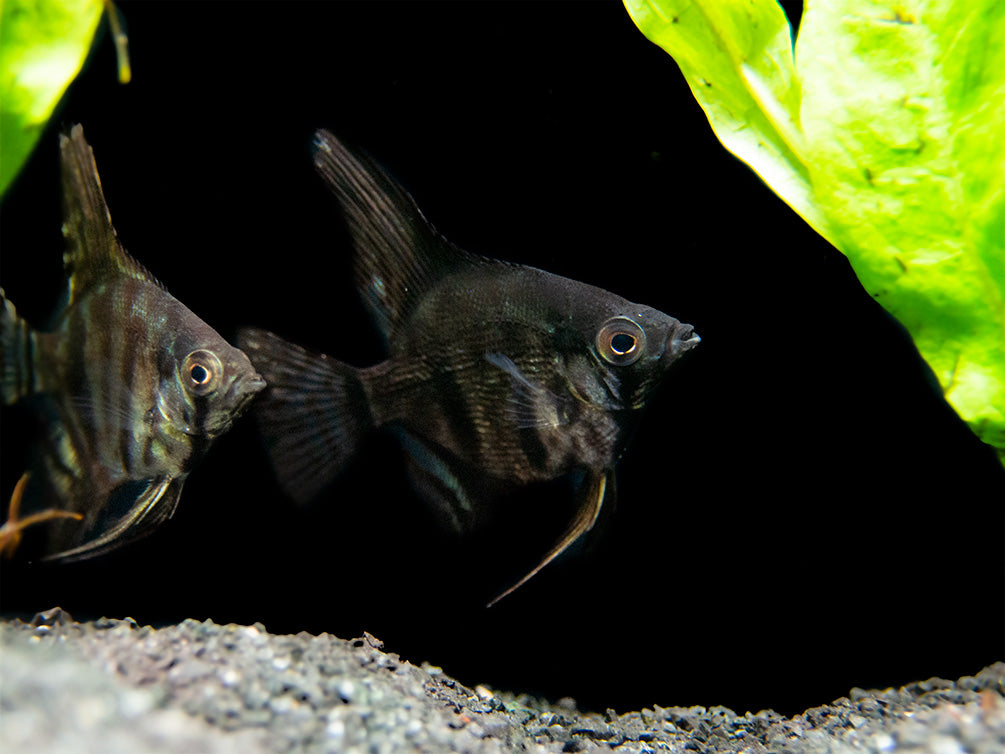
[0,0,127,196]
[624,0,1004,463]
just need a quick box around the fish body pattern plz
[0,125,265,560]
[238,131,698,602]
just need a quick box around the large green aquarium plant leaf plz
[624,0,1005,463]
[0,0,129,197]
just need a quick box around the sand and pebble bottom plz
[0,607,1002,754]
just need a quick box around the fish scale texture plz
[1,608,1003,754]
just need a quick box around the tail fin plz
[0,289,36,405]
[236,328,371,503]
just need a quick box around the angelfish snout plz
[231,372,267,414]
[668,323,700,358]
[245,373,268,396]
[240,372,267,402]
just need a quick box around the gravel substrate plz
[1,608,1003,754]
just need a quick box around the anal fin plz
[398,429,479,534]
[487,469,609,607]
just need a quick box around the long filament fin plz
[42,476,176,562]
[487,471,608,607]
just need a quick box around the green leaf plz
[797,0,1005,456]
[624,0,1005,461]
[622,0,837,246]
[0,0,104,197]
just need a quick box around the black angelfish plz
[0,125,265,560]
[238,131,699,604]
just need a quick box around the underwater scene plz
[1,0,1002,722]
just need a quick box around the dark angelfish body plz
[238,131,699,603]
[0,125,265,560]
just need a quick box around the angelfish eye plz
[596,317,646,366]
[610,333,637,355]
[181,350,223,397]
[190,364,211,384]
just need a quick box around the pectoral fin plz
[44,475,182,562]
[487,469,609,607]
[485,352,569,430]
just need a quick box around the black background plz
[1,1,1002,717]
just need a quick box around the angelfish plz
[0,125,265,560]
[238,131,699,604]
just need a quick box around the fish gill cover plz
[623,0,1005,464]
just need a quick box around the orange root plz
[0,472,83,559]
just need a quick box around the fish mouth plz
[245,373,267,395]
[232,372,267,412]
[665,322,700,360]
[205,372,266,436]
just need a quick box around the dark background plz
[1,1,1002,717]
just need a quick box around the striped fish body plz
[238,131,699,603]
[15,281,230,509]
[0,126,265,560]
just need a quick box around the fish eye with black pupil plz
[182,350,223,396]
[610,333,637,356]
[190,364,210,384]
[596,317,646,366]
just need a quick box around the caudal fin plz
[236,328,371,503]
[0,289,37,405]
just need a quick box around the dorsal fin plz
[311,130,491,342]
[59,124,162,307]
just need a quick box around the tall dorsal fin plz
[59,124,162,306]
[311,130,492,342]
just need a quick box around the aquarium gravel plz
[1,608,1003,754]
